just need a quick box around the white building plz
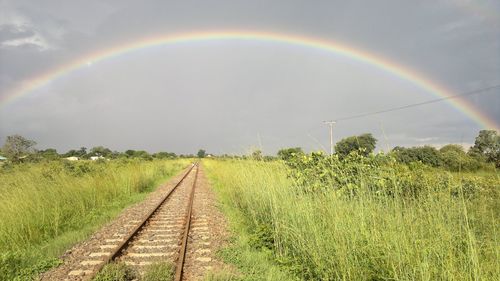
[65,156,79,161]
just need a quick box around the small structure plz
[90,156,105,161]
[65,156,79,161]
[0,156,7,161]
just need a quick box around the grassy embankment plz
[204,159,499,280]
[0,159,188,280]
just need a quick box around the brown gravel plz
[181,165,230,281]
[38,163,230,281]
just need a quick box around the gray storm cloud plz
[0,0,498,154]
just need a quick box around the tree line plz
[0,135,181,163]
[1,130,498,170]
[277,130,499,171]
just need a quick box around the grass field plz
[204,158,499,281]
[0,159,188,280]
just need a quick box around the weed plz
[93,262,138,281]
[142,261,174,281]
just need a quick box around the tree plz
[277,147,303,161]
[392,146,442,167]
[125,150,136,157]
[1,135,37,162]
[251,149,263,160]
[197,149,206,158]
[38,148,60,160]
[89,146,112,158]
[440,144,467,171]
[469,130,500,167]
[335,133,377,157]
[153,152,177,159]
[77,147,87,158]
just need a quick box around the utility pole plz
[323,121,336,155]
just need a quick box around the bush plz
[334,133,377,158]
[392,146,442,167]
[142,261,174,281]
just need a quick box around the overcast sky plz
[0,0,499,155]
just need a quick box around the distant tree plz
[263,155,276,161]
[392,146,441,167]
[439,144,468,171]
[153,152,177,159]
[125,150,136,157]
[251,149,263,160]
[335,133,377,157]
[197,149,206,158]
[468,130,499,167]
[77,147,87,158]
[277,147,304,161]
[110,151,121,159]
[439,144,464,154]
[38,148,60,160]
[64,147,88,158]
[1,135,37,163]
[64,149,78,157]
[134,150,152,160]
[89,146,112,158]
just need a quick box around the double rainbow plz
[1,30,498,130]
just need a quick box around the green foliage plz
[251,150,263,161]
[142,261,174,281]
[392,145,442,167]
[205,159,499,280]
[469,130,500,167]
[89,146,113,158]
[37,148,60,161]
[392,141,492,171]
[65,147,87,158]
[0,251,62,281]
[204,270,239,281]
[439,145,483,171]
[122,150,153,160]
[1,135,37,163]
[334,133,377,157]
[248,223,274,250]
[198,149,207,158]
[153,151,177,159]
[284,151,403,196]
[0,159,186,280]
[93,262,138,281]
[276,147,303,161]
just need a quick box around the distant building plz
[0,156,7,161]
[90,156,105,161]
[65,156,79,161]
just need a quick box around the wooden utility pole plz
[323,121,336,155]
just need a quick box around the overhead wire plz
[333,84,500,122]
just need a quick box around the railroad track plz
[65,163,204,281]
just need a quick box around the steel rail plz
[174,163,199,281]
[89,163,197,280]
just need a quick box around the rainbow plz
[1,30,498,130]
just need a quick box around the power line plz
[333,84,500,122]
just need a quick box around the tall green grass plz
[205,159,499,280]
[0,159,187,280]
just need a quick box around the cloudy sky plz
[0,0,499,155]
